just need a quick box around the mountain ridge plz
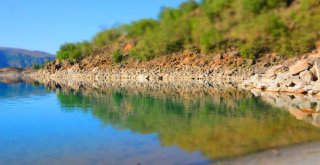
[0,47,55,68]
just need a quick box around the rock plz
[276,72,291,82]
[310,59,320,80]
[136,74,149,82]
[224,70,234,76]
[265,65,283,78]
[283,76,300,87]
[289,60,310,76]
[250,74,263,82]
[313,81,320,90]
[266,83,280,92]
[299,102,312,110]
[256,82,268,90]
[299,70,314,82]
[287,81,307,92]
[308,90,320,95]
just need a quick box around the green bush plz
[179,0,198,13]
[202,0,231,19]
[242,0,263,14]
[112,49,123,63]
[239,42,263,59]
[92,29,122,48]
[200,29,223,53]
[130,48,155,61]
[56,43,81,60]
[56,42,93,60]
[124,19,159,38]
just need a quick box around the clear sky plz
[0,0,187,54]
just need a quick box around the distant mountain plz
[0,47,55,68]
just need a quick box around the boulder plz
[310,59,320,80]
[289,60,310,76]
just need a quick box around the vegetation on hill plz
[57,0,320,61]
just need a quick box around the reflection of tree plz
[57,89,320,160]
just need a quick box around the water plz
[1,81,320,165]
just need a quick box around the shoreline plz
[1,49,320,98]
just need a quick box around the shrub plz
[202,0,232,20]
[124,19,159,38]
[239,42,263,59]
[56,43,82,60]
[200,29,223,53]
[112,49,123,63]
[179,0,198,13]
[130,48,155,61]
[56,42,93,60]
[242,0,263,14]
[92,29,122,48]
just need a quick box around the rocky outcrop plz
[241,50,320,97]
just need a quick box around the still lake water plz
[1,81,320,165]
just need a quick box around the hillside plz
[55,0,320,62]
[0,47,55,68]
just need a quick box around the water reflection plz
[49,81,320,160]
[0,81,48,99]
[2,79,320,164]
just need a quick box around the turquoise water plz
[1,81,320,165]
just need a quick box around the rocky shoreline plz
[25,51,273,85]
[241,50,320,97]
[2,49,320,99]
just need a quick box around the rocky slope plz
[0,47,55,68]
[241,49,320,96]
[29,48,279,84]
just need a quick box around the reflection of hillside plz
[47,80,320,160]
[0,81,49,99]
[0,76,21,84]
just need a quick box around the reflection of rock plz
[250,89,320,127]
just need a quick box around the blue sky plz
[0,0,186,54]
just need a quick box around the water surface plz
[1,81,320,165]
